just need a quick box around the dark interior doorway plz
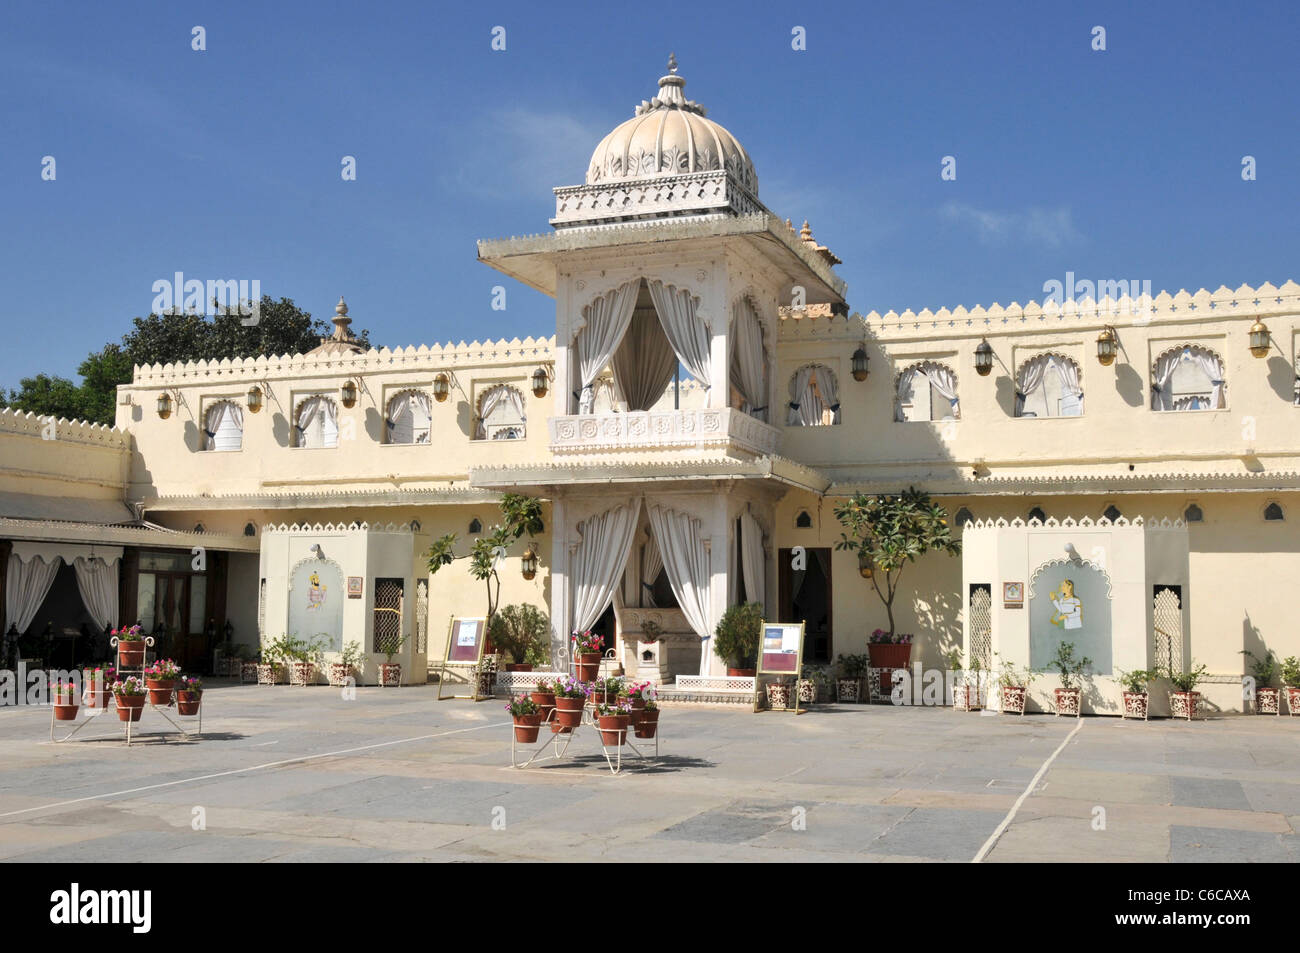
[778,547,833,663]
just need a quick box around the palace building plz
[2,59,1297,714]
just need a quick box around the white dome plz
[586,57,758,196]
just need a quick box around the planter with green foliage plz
[329,641,365,687]
[713,602,762,677]
[489,604,550,672]
[287,635,327,686]
[1281,656,1300,716]
[377,633,410,687]
[1241,650,1280,715]
[835,653,869,703]
[257,637,288,685]
[1167,663,1208,720]
[995,654,1034,715]
[1116,668,1154,720]
[946,648,983,711]
[1049,641,1092,717]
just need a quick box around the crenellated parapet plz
[0,407,129,449]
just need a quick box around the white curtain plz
[4,554,60,635]
[388,391,431,444]
[476,385,526,439]
[740,511,766,611]
[296,396,338,448]
[640,533,664,608]
[576,280,640,413]
[1150,349,1180,411]
[647,280,712,392]
[1192,348,1225,409]
[898,363,960,421]
[1054,356,1083,416]
[72,557,118,630]
[611,306,677,411]
[787,366,819,426]
[570,499,643,638]
[647,503,715,675]
[729,299,767,420]
[1015,356,1049,417]
[818,365,841,424]
[205,402,243,451]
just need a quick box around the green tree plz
[1,373,88,421]
[833,487,961,638]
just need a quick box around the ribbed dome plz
[586,56,758,195]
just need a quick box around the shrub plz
[489,604,549,664]
[712,602,763,669]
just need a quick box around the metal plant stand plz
[510,700,660,776]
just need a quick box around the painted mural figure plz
[1050,579,1083,630]
[306,571,328,611]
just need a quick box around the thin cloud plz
[940,202,1083,248]
[444,108,609,201]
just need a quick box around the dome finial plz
[331,296,354,341]
[668,52,678,74]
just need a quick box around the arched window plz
[1264,502,1285,522]
[193,522,206,534]
[243,522,257,537]
[1183,504,1203,523]
[954,507,974,527]
[896,362,960,422]
[1015,354,1083,418]
[203,400,243,451]
[1151,344,1225,411]
[795,510,813,528]
[385,390,432,444]
[1103,504,1122,522]
[475,384,526,440]
[1028,506,1047,523]
[468,518,483,534]
[294,396,339,448]
[787,364,840,426]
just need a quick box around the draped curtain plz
[72,557,119,630]
[1054,356,1084,415]
[575,280,640,413]
[1151,347,1224,410]
[729,299,767,420]
[388,391,431,444]
[476,385,526,439]
[611,304,677,411]
[818,366,841,424]
[647,280,712,393]
[296,396,338,447]
[640,533,664,608]
[647,503,715,675]
[787,366,819,426]
[205,402,244,451]
[4,554,60,635]
[1017,355,1083,417]
[1015,356,1049,417]
[897,363,961,421]
[570,499,643,643]
[740,511,766,611]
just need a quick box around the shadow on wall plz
[272,411,290,447]
[1114,363,1144,408]
[911,587,962,668]
[456,399,472,438]
[1266,355,1296,403]
[182,419,203,453]
[1242,612,1268,673]
[994,375,1017,417]
[364,407,384,443]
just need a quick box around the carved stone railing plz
[548,408,779,456]
[552,169,763,228]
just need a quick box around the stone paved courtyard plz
[1,683,1297,862]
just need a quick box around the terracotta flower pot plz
[84,685,113,709]
[575,653,600,683]
[1121,691,1148,720]
[627,694,647,711]
[1286,686,1300,716]
[379,662,402,687]
[1054,687,1081,717]
[530,691,556,720]
[597,713,631,746]
[513,713,543,743]
[117,642,145,668]
[1255,687,1280,715]
[176,691,201,716]
[146,679,175,707]
[504,663,533,672]
[868,643,912,670]
[1000,685,1027,715]
[633,708,660,738]
[53,702,79,721]
[115,695,146,722]
[554,696,584,729]
[727,667,756,677]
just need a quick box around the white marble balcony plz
[547,408,779,456]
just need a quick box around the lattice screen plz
[969,585,992,670]
[415,581,428,653]
[373,578,404,655]
[1153,587,1182,673]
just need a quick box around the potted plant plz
[639,619,662,644]
[175,676,202,715]
[552,676,588,732]
[624,679,652,713]
[114,624,146,668]
[52,681,79,721]
[507,694,543,743]
[946,649,982,711]
[867,628,914,672]
[1049,641,1092,717]
[144,658,180,706]
[83,666,115,709]
[798,665,832,704]
[377,632,409,687]
[1241,650,1280,715]
[713,602,762,677]
[530,678,557,721]
[572,629,603,682]
[834,653,869,703]
[257,638,287,685]
[634,698,660,738]
[112,676,148,722]
[995,653,1034,715]
[489,604,549,672]
[1167,662,1208,720]
[765,678,793,709]
[240,651,260,684]
[595,701,632,746]
[590,675,625,708]
[1281,656,1300,716]
[329,641,365,687]
[1116,668,1154,720]
[289,635,327,686]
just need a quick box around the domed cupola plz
[586,54,758,195]
[552,55,767,229]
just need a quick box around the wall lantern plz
[857,550,874,579]
[974,338,994,377]
[850,346,869,382]
[432,373,450,402]
[246,385,263,414]
[1249,318,1272,359]
[531,366,550,398]
[156,391,174,419]
[1096,325,1118,366]
[340,379,358,409]
[520,544,538,580]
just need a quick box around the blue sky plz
[1,0,1296,387]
